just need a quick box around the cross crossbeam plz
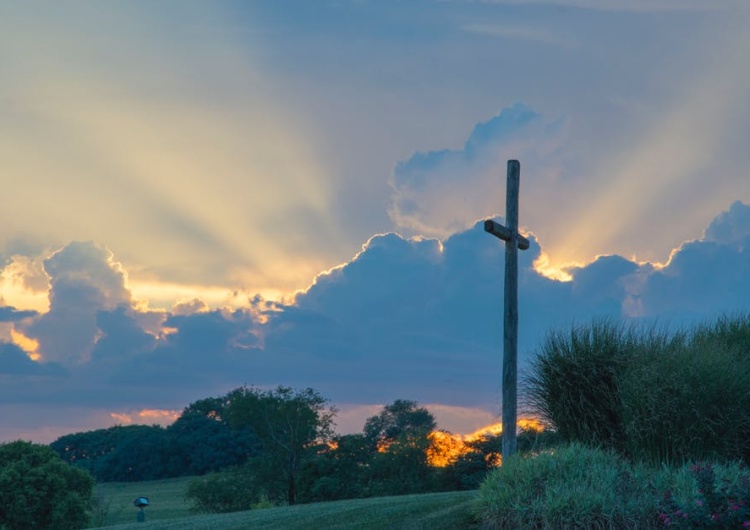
[484,220,530,250]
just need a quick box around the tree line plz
[50,386,557,510]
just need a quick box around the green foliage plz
[185,466,266,514]
[620,331,750,464]
[0,440,95,530]
[300,400,471,502]
[516,426,561,455]
[524,320,635,451]
[51,396,260,482]
[226,386,336,505]
[354,399,438,496]
[476,443,659,529]
[298,433,371,502]
[167,397,260,475]
[657,462,750,528]
[368,431,435,497]
[363,399,436,451]
[441,434,501,491]
[525,314,750,464]
[51,425,176,482]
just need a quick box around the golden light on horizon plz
[427,430,470,467]
[426,418,546,467]
[109,409,181,426]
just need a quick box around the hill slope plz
[92,478,478,529]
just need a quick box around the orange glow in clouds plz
[110,409,181,426]
[10,328,41,361]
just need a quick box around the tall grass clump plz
[476,443,659,529]
[525,314,750,464]
[524,320,637,452]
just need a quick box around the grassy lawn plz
[91,478,479,529]
[92,477,195,526]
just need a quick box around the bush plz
[657,462,750,528]
[524,320,635,452]
[620,332,750,464]
[525,315,750,464]
[0,440,95,530]
[185,466,268,514]
[476,443,659,529]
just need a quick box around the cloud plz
[0,2,348,296]
[389,103,568,239]
[25,242,133,365]
[638,202,750,321]
[0,306,37,322]
[0,342,64,376]
[90,306,158,363]
[260,222,630,406]
[2,202,750,442]
[704,201,750,245]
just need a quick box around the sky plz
[1,0,749,443]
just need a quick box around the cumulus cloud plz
[25,242,133,365]
[638,202,750,321]
[172,298,211,316]
[704,200,750,245]
[388,103,568,239]
[2,202,750,441]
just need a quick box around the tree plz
[0,440,94,530]
[51,424,174,481]
[51,396,260,482]
[362,400,438,495]
[226,386,336,505]
[363,399,436,451]
[168,396,260,476]
[299,433,372,502]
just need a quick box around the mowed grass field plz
[91,477,480,529]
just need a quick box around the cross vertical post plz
[484,159,529,459]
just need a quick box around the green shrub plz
[0,440,95,530]
[620,335,750,464]
[656,462,750,528]
[185,466,268,514]
[476,443,659,529]
[524,320,636,451]
[525,314,750,464]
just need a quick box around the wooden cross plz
[484,159,529,459]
